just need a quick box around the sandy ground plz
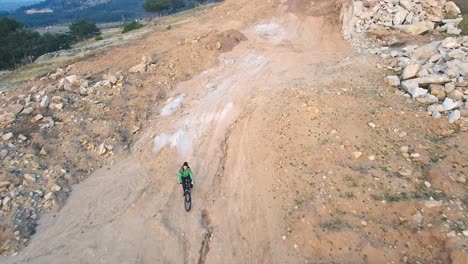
[1,0,467,263]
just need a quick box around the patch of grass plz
[413,184,446,200]
[455,0,468,35]
[371,184,446,202]
[339,192,355,199]
[320,219,347,231]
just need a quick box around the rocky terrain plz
[0,0,466,263]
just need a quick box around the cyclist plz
[178,162,194,195]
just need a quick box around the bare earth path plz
[2,0,467,263]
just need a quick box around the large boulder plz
[411,41,441,61]
[393,22,430,35]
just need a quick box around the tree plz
[69,20,101,41]
[143,0,172,15]
[0,18,73,70]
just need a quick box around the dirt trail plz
[1,0,351,263]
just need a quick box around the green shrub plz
[122,21,144,34]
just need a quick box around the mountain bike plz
[181,179,193,212]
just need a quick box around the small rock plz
[51,184,61,192]
[412,211,422,224]
[399,169,413,176]
[384,76,400,86]
[432,111,442,119]
[2,132,13,141]
[24,174,36,182]
[351,151,363,159]
[368,122,376,128]
[0,149,8,160]
[368,155,375,161]
[40,148,48,156]
[424,181,432,188]
[0,181,11,188]
[410,153,420,158]
[215,41,222,50]
[282,235,287,240]
[40,96,50,108]
[98,143,107,155]
[18,134,27,141]
[401,64,421,80]
[31,114,43,123]
[424,200,443,208]
[400,146,409,153]
[44,192,54,201]
[21,107,34,115]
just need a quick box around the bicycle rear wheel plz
[184,191,191,212]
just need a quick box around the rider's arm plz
[178,170,182,183]
[189,169,194,181]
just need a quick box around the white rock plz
[442,98,462,111]
[448,110,461,123]
[447,24,462,35]
[432,111,442,118]
[401,79,428,98]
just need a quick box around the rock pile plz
[129,55,156,73]
[382,36,467,123]
[0,67,130,254]
[352,0,463,36]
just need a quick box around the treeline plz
[5,0,221,28]
[8,0,147,27]
[0,18,101,70]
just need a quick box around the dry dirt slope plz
[1,0,467,263]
